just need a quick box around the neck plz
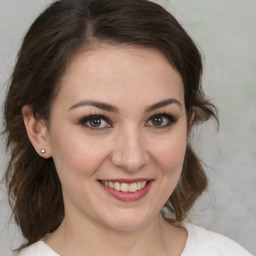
[45,209,187,256]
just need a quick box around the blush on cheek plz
[157,152,186,183]
[158,138,186,161]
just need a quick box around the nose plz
[110,126,149,172]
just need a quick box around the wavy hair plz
[3,0,218,249]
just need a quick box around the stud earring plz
[40,149,46,154]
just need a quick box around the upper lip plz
[98,178,154,184]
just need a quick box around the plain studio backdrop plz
[0,1,255,255]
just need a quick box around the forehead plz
[57,44,184,109]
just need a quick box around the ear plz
[22,105,52,158]
[187,107,196,137]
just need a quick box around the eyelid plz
[78,114,112,129]
[78,112,177,130]
[145,113,178,128]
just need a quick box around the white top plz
[18,223,253,256]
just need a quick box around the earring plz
[40,149,46,154]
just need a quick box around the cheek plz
[49,133,109,204]
[147,132,187,209]
[49,130,109,179]
[152,133,187,174]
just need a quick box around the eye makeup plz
[77,110,178,132]
[78,114,112,130]
[145,112,178,129]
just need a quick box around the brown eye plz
[89,118,102,127]
[146,113,177,128]
[79,115,111,129]
[151,116,163,126]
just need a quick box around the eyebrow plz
[145,98,181,112]
[69,98,181,113]
[69,100,119,112]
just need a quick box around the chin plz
[100,208,158,231]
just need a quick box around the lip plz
[100,178,153,184]
[98,179,153,202]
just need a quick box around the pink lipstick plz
[98,179,153,202]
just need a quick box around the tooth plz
[103,181,148,192]
[121,183,129,192]
[109,181,114,188]
[129,182,138,192]
[141,181,147,188]
[114,182,121,191]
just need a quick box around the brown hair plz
[3,0,217,249]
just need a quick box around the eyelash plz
[78,112,177,130]
[78,114,112,130]
[146,112,178,128]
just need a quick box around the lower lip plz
[99,181,153,202]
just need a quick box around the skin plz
[23,45,193,256]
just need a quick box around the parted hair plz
[3,0,217,249]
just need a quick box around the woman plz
[3,0,253,255]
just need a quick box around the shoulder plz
[182,223,253,256]
[18,241,59,256]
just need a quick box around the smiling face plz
[45,45,189,230]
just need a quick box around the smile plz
[100,180,148,192]
[98,179,153,202]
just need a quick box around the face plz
[46,45,189,230]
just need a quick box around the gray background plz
[0,0,255,255]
